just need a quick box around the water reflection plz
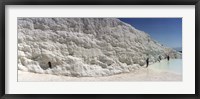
[149,59,182,74]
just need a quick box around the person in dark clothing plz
[146,58,149,68]
[48,61,52,68]
[167,55,170,61]
[159,56,161,62]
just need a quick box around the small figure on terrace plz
[167,55,170,61]
[159,55,162,62]
[48,61,52,69]
[146,58,149,68]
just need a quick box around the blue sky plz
[119,18,182,49]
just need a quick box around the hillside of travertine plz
[18,18,181,77]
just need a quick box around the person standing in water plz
[48,61,52,69]
[146,58,149,68]
[167,55,170,61]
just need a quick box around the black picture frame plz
[0,0,199,99]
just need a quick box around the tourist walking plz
[159,55,161,62]
[146,58,149,68]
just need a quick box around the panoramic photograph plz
[17,18,182,81]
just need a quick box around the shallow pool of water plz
[149,59,182,74]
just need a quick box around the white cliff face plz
[17,18,181,77]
